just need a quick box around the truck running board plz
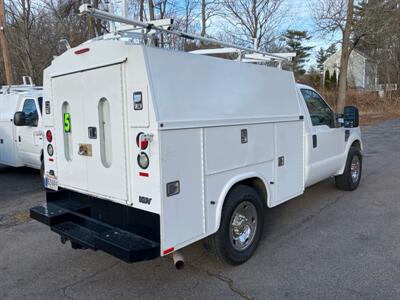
[30,202,160,263]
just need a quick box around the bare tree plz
[6,0,40,82]
[312,0,355,112]
[148,0,155,20]
[201,0,220,37]
[221,0,285,50]
[0,0,13,84]
[182,0,199,33]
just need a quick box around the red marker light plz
[163,247,174,255]
[74,48,90,55]
[46,130,53,142]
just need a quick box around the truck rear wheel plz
[335,147,362,191]
[206,185,264,265]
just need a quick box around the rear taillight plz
[46,130,53,143]
[136,132,149,150]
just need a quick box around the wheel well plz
[351,140,361,150]
[231,177,268,206]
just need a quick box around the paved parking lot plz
[1,119,400,300]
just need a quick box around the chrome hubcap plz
[350,155,361,183]
[229,201,257,251]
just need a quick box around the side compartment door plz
[300,89,345,183]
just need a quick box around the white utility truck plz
[30,5,363,267]
[0,77,44,176]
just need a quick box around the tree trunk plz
[148,0,155,20]
[337,0,354,112]
[201,0,206,37]
[139,0,144,21]
[0,0,13,85]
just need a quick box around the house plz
[323,49,378,90]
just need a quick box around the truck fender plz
[338,131,363,175]
[214,172,270,233]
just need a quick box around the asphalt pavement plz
[1,119,400,299]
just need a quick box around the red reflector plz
[163,247,174,255]
[139,172,149,177]
[49,158,54,162]
[46,130,53,142]
[74,48,90,55]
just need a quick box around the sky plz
[281,0,340,69]
[115,0,341,69]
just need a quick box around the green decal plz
[64,113,71,133]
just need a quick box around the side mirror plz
[343,106,359,128]
[13,111,26,126]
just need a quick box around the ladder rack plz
[79,4,295,66]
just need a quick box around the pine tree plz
[331,69,338,87]
[316,48,328,71]
[326,43,337,57]
[325,69,331,89]
[282,30,314,76]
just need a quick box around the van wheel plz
[206,185,264,265]
[335,147,362,191]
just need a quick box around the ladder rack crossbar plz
[79,4,289,62]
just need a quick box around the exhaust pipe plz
[173,251,185,270]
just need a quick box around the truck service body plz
[0,84,44,171]
[31,7,363,265]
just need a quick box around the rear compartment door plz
[52,64,128,202]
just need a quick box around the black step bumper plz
[30,191,160,263]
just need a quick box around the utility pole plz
[0,0,13,85]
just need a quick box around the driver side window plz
[22,99,38,127]
[301,89,335,128]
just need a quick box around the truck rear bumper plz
[30,190,160,263]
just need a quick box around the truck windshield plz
[22,99,38,126]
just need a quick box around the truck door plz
[16,98,42,168]
[300,89,345,183]
[52,64,128,202]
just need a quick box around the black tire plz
[335,147,362,191]
[205,185,264,265]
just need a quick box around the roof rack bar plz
[79,4,289,62]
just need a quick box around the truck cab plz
[0,82,44,172]
[297,84,362,189]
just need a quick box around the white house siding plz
[323,49,378,90]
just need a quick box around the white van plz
[30,5,363,267]
[0,79,44,175]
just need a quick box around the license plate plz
[45,175,58,191]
